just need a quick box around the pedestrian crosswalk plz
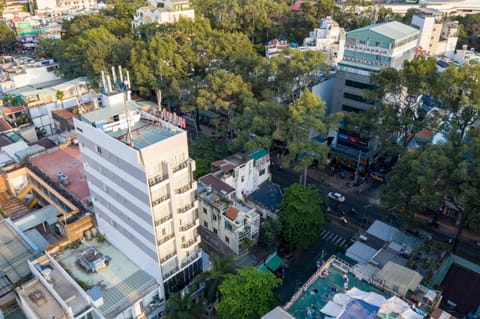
[320,229,349,248]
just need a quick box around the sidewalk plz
[305,167,382,204]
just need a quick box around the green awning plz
[265,253,284,272]
[257,264,271,273]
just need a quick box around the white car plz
[328,192,345,202]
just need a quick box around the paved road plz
[271,164,480,266]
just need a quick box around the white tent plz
[401,308,424,319]
[364,291,387,307]
[320,301,343,317]
[378,296,410,316]
[333,293,351,306]
[345,287,370,299]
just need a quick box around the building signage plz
[161,109,186,128]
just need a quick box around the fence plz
[284,255,337,310]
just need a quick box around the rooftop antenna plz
[123,80,134,147]
[111,66,117,87]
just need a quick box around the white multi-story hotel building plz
[74,102,201,299]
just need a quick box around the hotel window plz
[204,221,208,228]
[225,236,229,243]
[95,145,102,153]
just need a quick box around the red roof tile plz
[225,206,239,221]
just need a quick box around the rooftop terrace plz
[78,104,184,150]
[16,279,67,319]
[54,240,158,318]
[286,257,388,319]
[31,146,90,203]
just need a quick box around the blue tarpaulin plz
[338,299,379,319]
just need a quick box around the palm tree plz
[165,291,204,319]
[56,90,65,109]
[195,254,236,303]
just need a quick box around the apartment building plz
[132,0,194,27]
[330,21,419,168]
[411,8,459,58]
[303,17,346,63]
[206,149,271,201]
[198,187,260,254]
[17,242,164,319]
[74,102,201,298]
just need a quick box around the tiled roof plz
[199,174,235,195]
[225,206,239,221]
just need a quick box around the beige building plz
[198,187,260,254]
[303,17,346,63]
[411,8,459,58]
[132,0,194,27]
[372,261,423,297]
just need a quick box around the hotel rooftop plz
[78,102,184,150]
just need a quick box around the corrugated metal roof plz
[350,21,419,41]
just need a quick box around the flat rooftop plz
[441,263,480,314]
[31,146,90,203]
[16,279,67,319]
[0,219,39,297]
[55,240,158,318]
[79,103,184,149]
[287,264,387,319]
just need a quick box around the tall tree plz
[217,267,282,319]
[197,70,254,138]
[195,254,236,303]
[0,24,16,53]
[434,63,480,145]
[280,90,340,185]
[269,49,327,103]
[279,183,327,249]
[230,99,289,153]
[381,129,480,251]
[165,291,205,319]
[353,57,439,155]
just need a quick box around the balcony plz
[179,219,198,232]
[173,161,188,173]
[154,215,172,227]
[181,251,201,268]
[148,174,167,187]
[175,183,194,195]
[177,202,195,214]
[152,194,169,207]
[181,235,200,249]
[160,252,176,264]
[162,267,179,280]
[157,233,174,245]
[238,227,251,240]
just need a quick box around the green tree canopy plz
[381,128,480,251]
[279,183,326,249]
[280,90,341,184]
[165,291,205,319]
[352,56,439,155]
[195,254,236,303]
[0,24,17,53]
[217,267,282,319]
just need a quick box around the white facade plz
[210,150,270,200]
[15,77,91,136]
[0,58,60,93]
[74,103,201,297]
[36,0,97,12]
[411,8,458,58]
[198,189,260,254]
[303,17,346,63]
[132,0,194,27]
